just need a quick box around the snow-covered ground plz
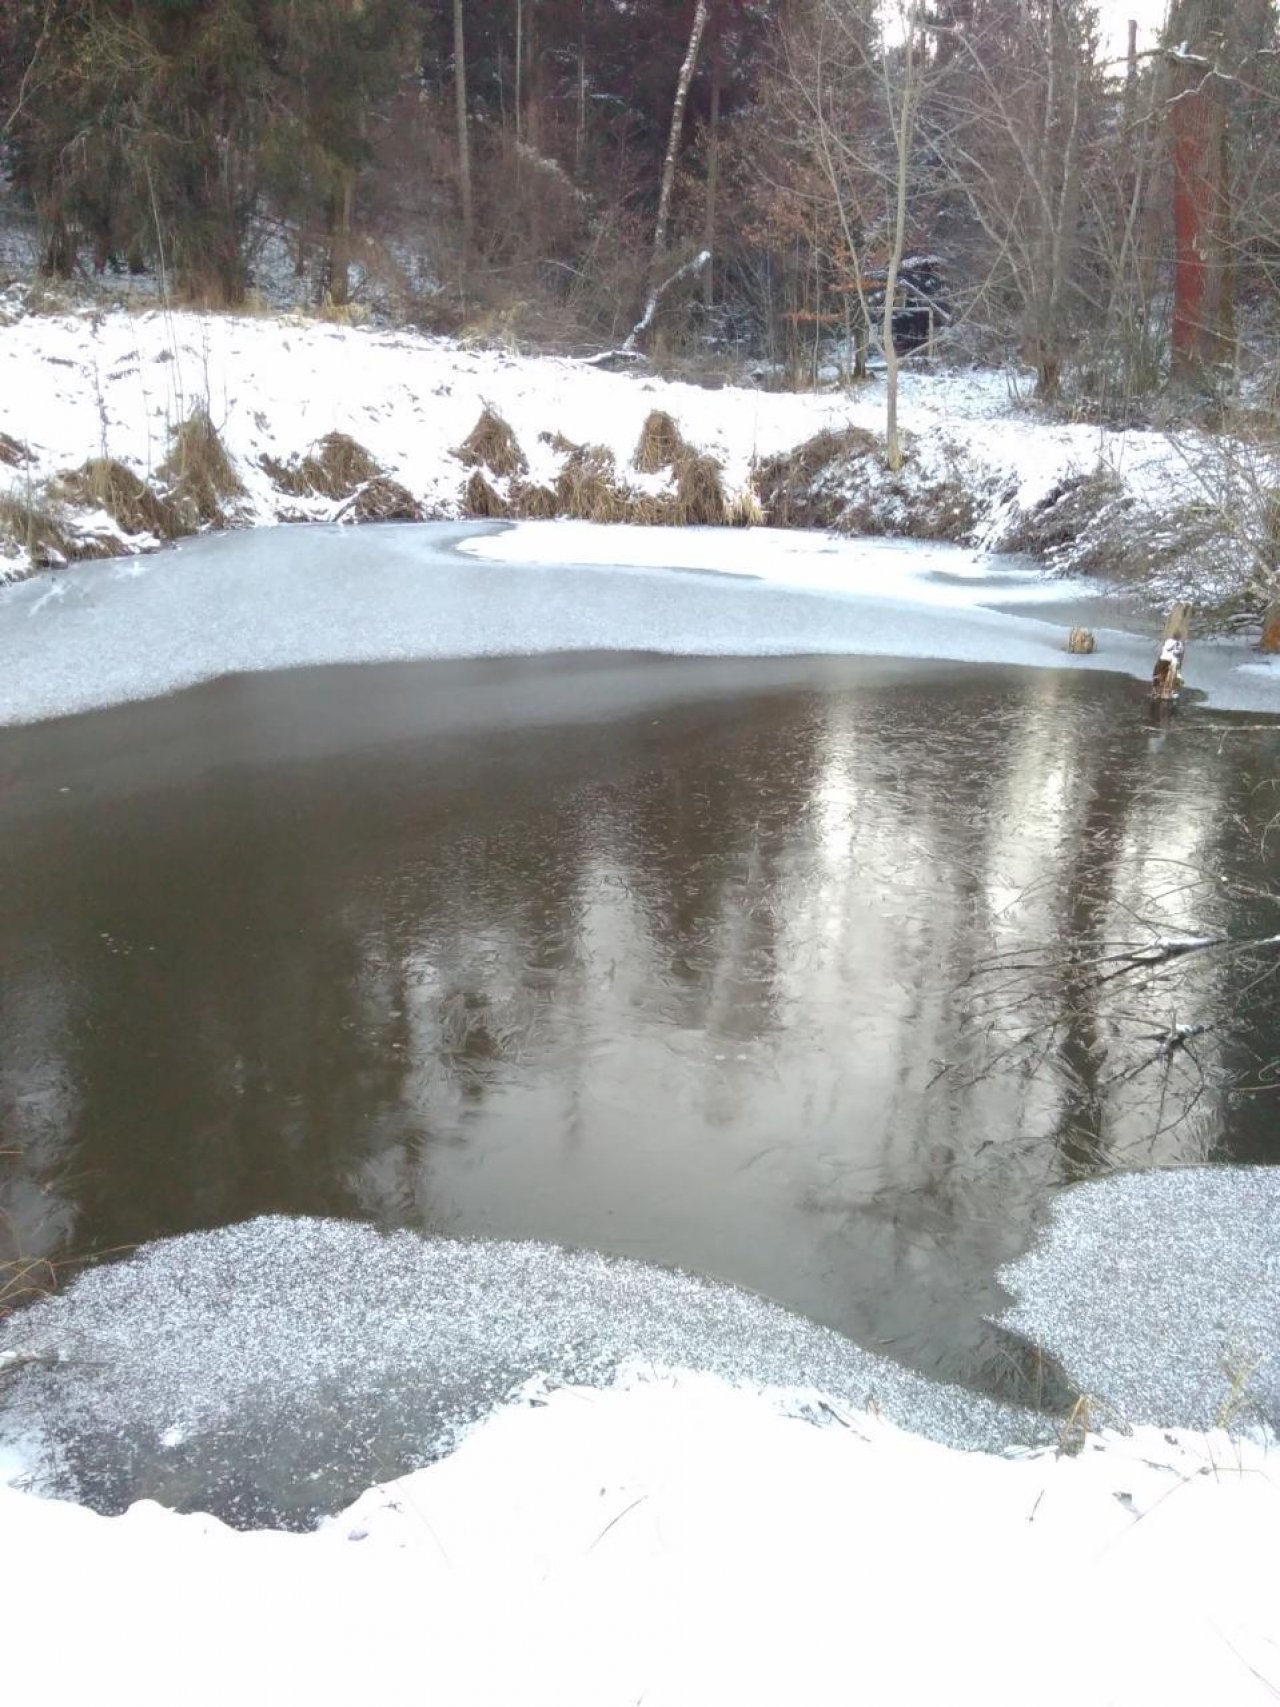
[0,289,1233,586]
[3,1367,1277,1706]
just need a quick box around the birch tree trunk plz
[652,0,710,265]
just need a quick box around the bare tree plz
[927,0,1098,399]
[881,1,926,469]
[653,0,710,264]
[771,0,933,461]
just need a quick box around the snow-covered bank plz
[4,1370,1278,1706]
[2,520,1277,726]
[4,1164,1279,1702]
[1,293,1263,604]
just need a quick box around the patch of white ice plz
[999,1166,1280,1433]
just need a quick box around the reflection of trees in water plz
[1,670,1276,1406]
[0,975,81,1269]
[960,711,1280,1194]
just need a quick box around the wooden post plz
[1152,602,1191,700]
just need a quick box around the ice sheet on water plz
[4,519,1276,727]
[0,1215,1039,1528]
[999,1166,1280,1433]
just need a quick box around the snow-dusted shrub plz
[756,425,881,529]
[1000,467,1129,566]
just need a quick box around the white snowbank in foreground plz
[4,1370,1277,1705]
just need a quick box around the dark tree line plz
[2,1,1278,400]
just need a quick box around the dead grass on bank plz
[512,481,558,518]
[555,443,633,521]
[0,490,74,566]
[160,405,245,528]
[673,451,728,525]
[0,431,31,468]
[340,476,424,522]
[57,457,183,540]
[456,407,528,478]
[464,469,510,517]
[540,429,579,457]
[633,409,689,473]
[262,431,382,500]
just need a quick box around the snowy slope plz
[0,290,1207,581]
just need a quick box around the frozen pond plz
[2,524,1278,1521]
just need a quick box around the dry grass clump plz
[755,425,881,528]
[674,451,728,525]
[160,405,245,527]
[0,490,74,566]
[540,429,580,457]
[57,457,183,540]
[464,469,510,517]
[262,431,382,500]
[342,476,423,523]
[555,444,632,521]
[633,409,689,473]
[456,407,527,478]
[0,431,31,468]
[512,481,558,519]
[728,486,764,527]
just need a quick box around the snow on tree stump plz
[1260,600,1280,655]
[1151,602,1191,702]
[1066,627,1096,654]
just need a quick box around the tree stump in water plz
[1260,599,1280,655]
[1152,603,1191,701]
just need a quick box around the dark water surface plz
[3,651,1278,1404]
